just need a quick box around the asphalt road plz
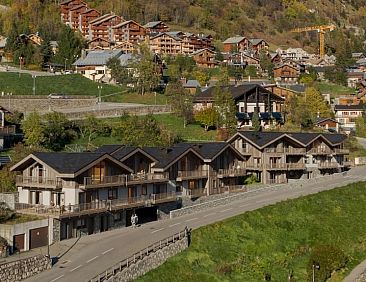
[24,166,366,282]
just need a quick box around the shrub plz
[307,244,348,281]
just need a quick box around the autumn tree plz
[194,107,218,131]
[21,112,45,147]
[131,43,161,95]
[213,86,237,134]
[106,56,132,85]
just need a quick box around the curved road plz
[23,166,366,282]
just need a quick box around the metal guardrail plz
[89,228,189,282]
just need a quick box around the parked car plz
[48,93,70,99]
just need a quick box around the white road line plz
[151,228,165,234]
[86,255,99,263]
[169,222,181,227]
[203,213,216,218]
[255,199,267,204]
[102,248,114,255]
[50,275,64,282]
[69,265,82,272]
[220,208,233,213]
[185,217,198,222]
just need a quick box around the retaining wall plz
[0,192,18,210]
[0,255,51,282]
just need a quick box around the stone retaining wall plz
[105,236,188,282]
[0,255,51,282]
[0,96,96,113]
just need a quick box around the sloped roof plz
[249,38,266,45]
[191,48,215,56]
[188,142,228,159]
[334,104,366,111]
[72,49,123,66]
[223,36,246,44]
[144,21,164,28]
[184,80,201,88]
[112,20,144,29]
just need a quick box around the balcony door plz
[92,161,105,184]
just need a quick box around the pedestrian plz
[131,213,136,228]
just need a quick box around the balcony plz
[284,148,306,155]
[16,176,62,189]
[318,162,340,169]
[265,163,288,170]
[308,148,333,155]
[176,170,208,181]
[264,148,284,154]
[217,168,246,178]
[333,148,350,155]
[126,172,169,185]
[15,193,178,218]
[286,163,306,170]
[187,188,206,198]
[82,175,127,188]
[243,163,263,170]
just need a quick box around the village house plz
[334,104,366,134]
[315,117,339,133]
[223,36,249,53]
[346,70,366,88]
[264,84,305,101]
[182,79,201,94]
[148,32,182,55]
[144,21,169,34]
[72,49,133,82]
[190,48,217,68]
[273,63,301,84]
[86,37,112,50]
[194,84,285,128]
[249,39,269,54]
[111,20,146,45]
[276,47,311,63]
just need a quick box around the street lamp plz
[32,75,36,95]
[64,58,68,72]
[312,262,320,282]
[98,84,103,111]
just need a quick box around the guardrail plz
[16,176,62,189]
[89,228,189,282]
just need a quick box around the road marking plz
[50,275,64,282]
[185,217,198,222]
[255,199,267,204]
[203,213,216,218]
[169,222,181,227]
[220,208,233,213]
[86,255,99,263]
[151,228,165,234]
[102,248,114,255]
[69,264,82,272]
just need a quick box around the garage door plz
[13,234,25,252]
[29,227,48,249]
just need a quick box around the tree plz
[303,87,332,119]
[21,112,45,147]
[54,25,84,69]
[131,43,161,95]
[165,81,193,128]
[194,107,218,131]
[251,108,261,131]
[213,85,237,134]
[76,115,104,149]
[259,50,274,78]
[194,70,211,87]
[356,116,366,137]
[106,56,132,85]
[167,54,196,81]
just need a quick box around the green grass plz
[0,72,121,96]
[154,114,217,141]
[138,182,366,282]
[316,82,355,97]
[1,214,44,225]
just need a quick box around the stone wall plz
[0,192,18,210]
[0,255,51,282]
[103,235,188,282]
[0,96,96,113]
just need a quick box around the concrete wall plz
[0,192,18,209]
[0,218,53,252]
[0,96,96,113]
[102,234,189,282]
[0,255,51,282]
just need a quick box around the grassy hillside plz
[138,181,366,281]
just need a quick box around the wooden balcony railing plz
[308,148,333,155]
[127,172,169,184]
[243,163,263,170]
[286,163,306,170]
[188,188,206,197]
[15,193,178,217]
[176,170,208,180]
[284,148,306,154]
[318,162,340,168]
[217,168,246,177]
[16,176,62,189]
[333,148,350,154]
[83,175,127,187]
[264,148,284,154]
[265,163,288,170]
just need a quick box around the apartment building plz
[334,104,366,133]
[149,32,183,55]
[79,9,101,37]
[60,0,87,24]
[111,20,146,45]
[228,131,350,184]
[68,4,88,30]
[88,13,122,41]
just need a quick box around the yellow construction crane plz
[290,24,336,58]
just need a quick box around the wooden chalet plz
[223,36,249,53]
[86,37,112,50]
[149,32,182,55]
[88,13,122,41]
[60,0,87,24]
[68,4,88,30]
[191,48,217,68]
[249,39,269,54]
[144,21,169,34]
[79,9,101,37]
[111,20,146,45]
[273,63,300,84]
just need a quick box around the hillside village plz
[2,1,366,281]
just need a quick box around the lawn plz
[316,82,355,97]
[138,181,366,282]
[153,114,217,142]
[1,214,44,225]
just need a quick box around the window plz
[108,188,118,200]
[97,70,104,74]
[141,184,147,195]
[77,218,86,228]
